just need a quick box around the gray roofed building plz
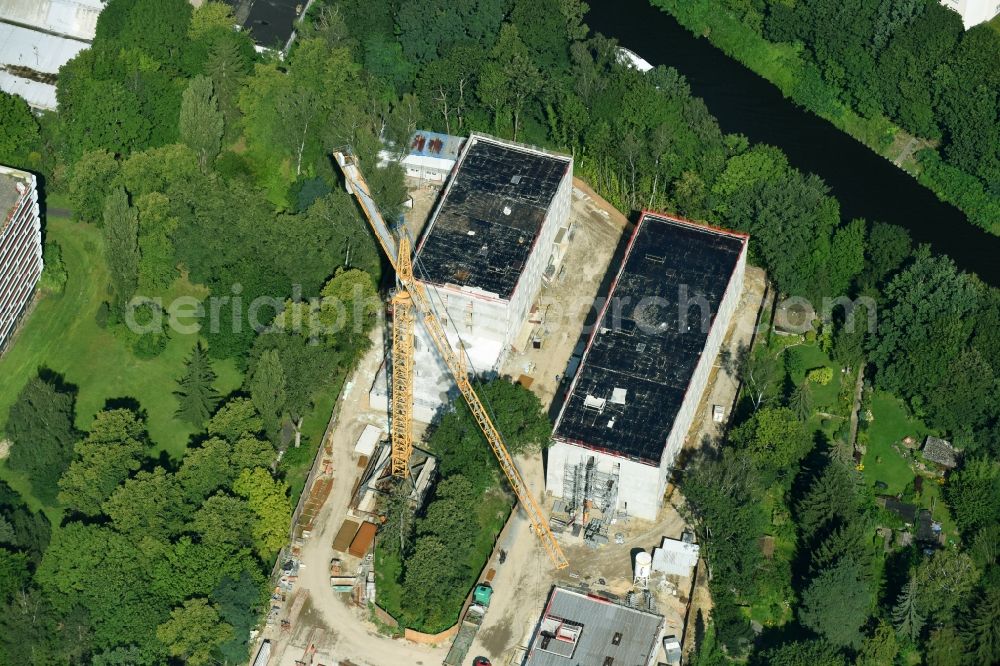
[523,586,665,666]
[922,436,958,469]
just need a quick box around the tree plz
[795,459,860,546]
[211,570,265,664]
[680,450,766,598]
[477,24,545,139]
[188,1,236,41]
[58,409,148,515]
[179,75,223,168]
[856,619,898,666]
[729,406,810,473]
[862,222,911,287]
[174,342,220,425]
[102,186,141,315]
[914,549,980,623]
[135,192,179,291]
[925,625,964,666]
[155,598,233,666]
[429,379,551,492]
[0,481,50,564]
[203,35,252,140]
[945,457,1000,537]
[401,536,467,628]
[232,467,290,559]
[961,586,1000,665]
[798,558,872,648]
[248,349,286,437]
[826,218,866,295]
[868,251,980,408]
[103,468,185,539]
[756,638,846,666]
[378,481,416,557]
[69,150,120,225]
[58,76,151,159]
[892,572,924,643]
[4,373,78,505]
[207,397,264,442]
[0,91,40,167]
[791,382,813,421]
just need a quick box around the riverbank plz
[649,0,1000,236]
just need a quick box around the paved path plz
[848,365,865,451]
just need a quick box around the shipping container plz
[332,519,360,553]
[348,521,377,557]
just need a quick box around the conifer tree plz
[249,349,286,437]
[174,343,219,425]
[892,572,924,642]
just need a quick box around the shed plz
[332,519,360,553]
[355,424,383,457]
[652,537,700,577]
[922,436,958,469]
[348,521,377,557]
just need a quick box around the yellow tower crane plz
[334,150,569,570]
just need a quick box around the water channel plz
[587,0,999,286]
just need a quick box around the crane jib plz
[334,151,569,570]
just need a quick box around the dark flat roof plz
[415,135,570,299]
[227,0,299,48]
[553,213,746,464]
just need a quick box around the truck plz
[442,584,494,666]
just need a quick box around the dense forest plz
[653,0,1000,233]
[0,0,997,664]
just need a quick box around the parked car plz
[473,658,491,666]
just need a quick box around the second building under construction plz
[547,213,748,522]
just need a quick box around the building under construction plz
[371,133,573,421]
[547,213,748,522]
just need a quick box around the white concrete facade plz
[0,165,42,354]
[939,0,1000,29]
[546,221,748,521]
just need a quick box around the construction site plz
[253,132,768,666]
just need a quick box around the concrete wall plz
[545,237,748,521]
[506,163,573,353]
[658,241,747,473]
[546,440,663,520]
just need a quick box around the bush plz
[807,367,833,385]
[38,241,68,295]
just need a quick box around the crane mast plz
[334,150,568,570]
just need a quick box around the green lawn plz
[861,392,929,494]
[0,216,241,511]
[860,392,958,539]
[786,343,843,411]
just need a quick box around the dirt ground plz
[258,173,769,666]
[261,328,448,666]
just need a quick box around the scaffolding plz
[561,456,621,524]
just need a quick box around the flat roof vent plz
[502,205,512,215]
[583,395,606,412]
[511,174,522,184]
[611,387,627,405]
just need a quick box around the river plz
[586,0,1000,286]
